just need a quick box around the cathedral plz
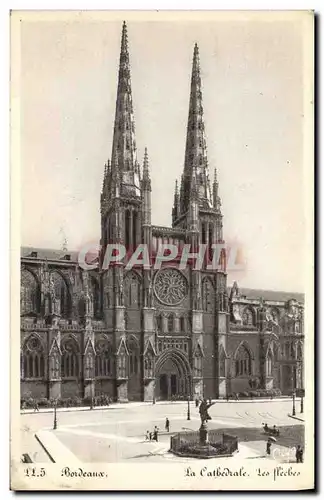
[20,22,304,403]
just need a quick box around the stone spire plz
[179,43,212,216]
[142,147,152,239]
[172,179,180,224]
[110,21,140,197]
[212,168,221,212]
[142,147,151,187]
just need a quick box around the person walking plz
[145,430,150,441]
[266,438,272,457]
[34,401,39,412]
[165,417,170,432]
[296,445,303,463]
[153,426,159,442]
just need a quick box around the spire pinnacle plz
[143,147,150,176]
[179,44,213,217]
[108,21,140,198]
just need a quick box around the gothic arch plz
[233,341,253,377]
[95,336,114,377]
[21,334,45,379]
[233,340,255,360]
[90,274,101,318]
[20,268,41,316]
[167,313,174,332]
[127,336,139,376]
[50,270,72,318]
[155,348,192,397]
[242,306,256,326]
[156,348,192,378]
[155,312,163,333]
[124,271,141,308]
[61,335,80,378]
[202,276,215,312]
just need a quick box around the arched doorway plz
[155,349,191,401]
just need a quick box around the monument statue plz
[199,398,215,424]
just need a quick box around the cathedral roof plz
[21,246,79,263]
[228,285,304,304]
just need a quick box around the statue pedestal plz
[199,422,209,445]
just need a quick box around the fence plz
[170,429,238,456]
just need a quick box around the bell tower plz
[100,21,143,402]
[100,21,142,262]
[172,43,229,399]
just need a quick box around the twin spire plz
[102,23,221,223]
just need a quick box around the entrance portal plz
[155,348,192,401]
[159,374,168,400]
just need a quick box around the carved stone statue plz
[199,399,215,424]
[119,281,124,307]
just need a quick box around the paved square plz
[21,400,305,464]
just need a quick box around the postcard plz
[10,10,314,491]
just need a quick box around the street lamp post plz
[292,390,296,416]
[187,394,191,421]
[53,401,57,430]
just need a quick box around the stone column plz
[48,326,61,400]
[129,208,134,249]
[143,306,156,402]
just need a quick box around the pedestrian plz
[165,417,170,432]
[266,439,272,457]
[34,401,39,412]
[149,432,153,441]
[296,445,303,463]
[145,430,150,441]
[195,398,199,408]
[153,426,159,442]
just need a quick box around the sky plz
[17,11,311,292]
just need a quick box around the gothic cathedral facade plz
[20,23,304,402]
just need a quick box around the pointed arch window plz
[156,314,163,333]
[91,276,101,319]
[128,339,139,376]
[234,344,252,376]
[168,314,174,333]
[50,271,71,319]
[95,339,114,377]
[202,278,214,312]
[242,307,254,326]
[180,316,186,332]
[21,269,40,316]
[124,272,141,308]
[61,338,79,378]
[21,336,45,379]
